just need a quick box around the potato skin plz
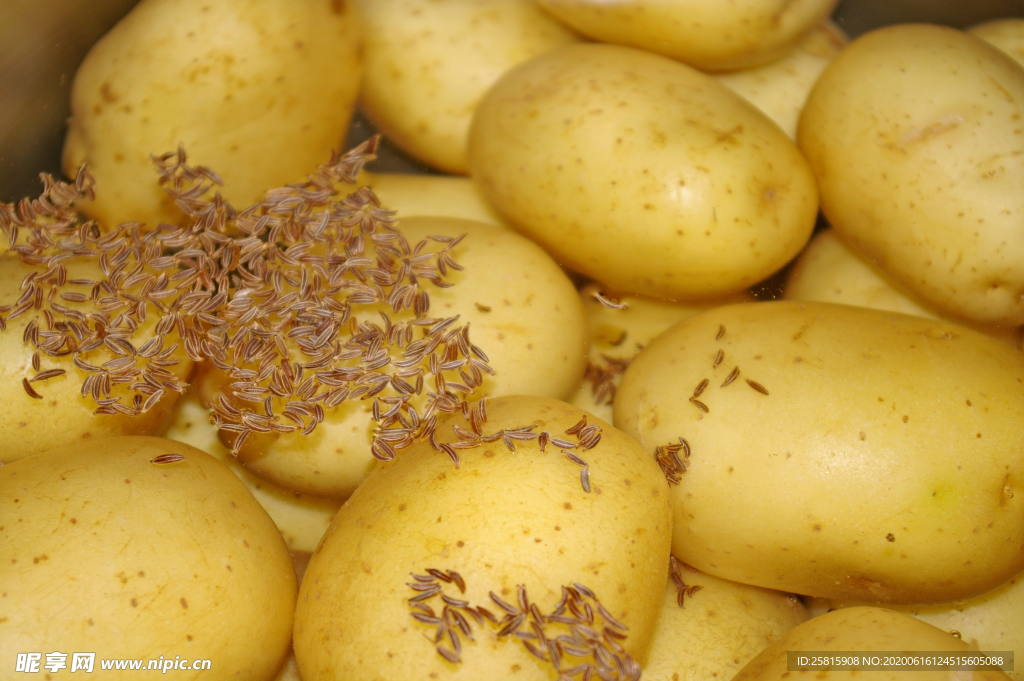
[798,24,1024,326]
[615,301,1024,603]
[469,44,818,301]
[0,255,192,464]
[63,0,362,228]
[969,19,1024,68]
[0,437,296,680]
[785,230,1022,347]
[356,172,510,228]
[644,569,807,681]
[734,607,1012,681]
[357,0,579,174]
[536,0,839,72]
[716,21,847,140]
[293,396,671,681]
[163,387,340,554]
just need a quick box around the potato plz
[969,19,1024,68]
[0,436,296,680]
[201,216,587,498]
[572,283,750,423]
[356,0,580,175]
[0,254,192,464]
[822,571,1024,681]
[293,395,671,680]
[163,385,340,554]
[63,0,361,228]
[734,607,1012,681]
[785,230,1022,347]
[614,301,1024,603]
[356,171,509,228]
[644,564,808,681]
[470,44,819,301]
[716,21,847,139]
[798,24,1024,326]
[535,0,839,71]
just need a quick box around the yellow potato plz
[644,564,808,681]
[734,607,1012,681]
[0,255,192,464]
[202,216,587,498]
[785,230,1022,347]
[293,395,672,680]
[572,283,750,423]
[823,571,1024,681]
[469,44,819,301]
[356,171,509,227]
[615,301,1024,603]
[0,436,296,680]
[535,0,839,71]
[799,24,1024,326]
[969,19,1024,68]
[356,0,580,174]
[716,21,848,139]
[163,385,340,554]
[63,0,362,228]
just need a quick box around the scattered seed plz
[688,397,709,413]
[716,324,725,340]
[150,453,186,464]
[591,291,627,310]
[22,377,42,399]
[746,379,769,395]
[692,378,709,397]
[721,366,740,387]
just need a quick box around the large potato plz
[0,255,192,464]
[293,395,672,680]
[716,21,847,139]
[469,44,819,301]
[0,437,296,680]
[969,19,1024,68]
[785,230,1022,347]
[734,607,1012,681]
[572,283,750,423]
[535,0,839,72]
[644,564,808,681]
[63,0,362,228]
[356,0,579,174]
[799,24,1024,326]
[822,571,1024,681]
[163,386,341,554]
[615,301,1024,603]
[202,217,587,498]
[356,171,509,228]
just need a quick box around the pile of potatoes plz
[2,1,1024,680]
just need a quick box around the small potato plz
[293,396,672,681]
[356,0,580,174]
[0,255,192,464]
[734,607,1012,681]
[573,283,750,423]
[470,44,819,301]
[615,301,1024,603]
[785,230,1022,347]
[644,565,808,681]
[799,24,1024,326]
[716,21,848,139]
[356,171,509,227]
[163,386,340,554]
[536,0,839,71]
[969,19,1024,68]
[203,217,587,498]
[63,0,362,228]
[0,437,296,680]
[823,571,1024,681]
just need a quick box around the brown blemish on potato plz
[130,598,138,607]
[180,598,188,609]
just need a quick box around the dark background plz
[2,0,1023,202]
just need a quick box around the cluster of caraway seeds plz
[0,137,504,459]
[408,569,641,681]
